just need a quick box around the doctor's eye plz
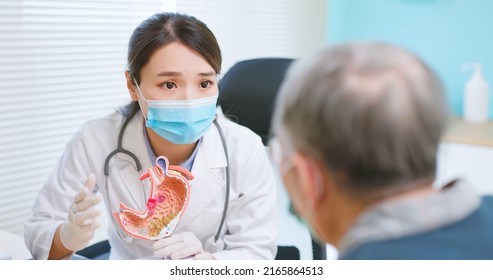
[161,81,177,90]
[200,80,213,89]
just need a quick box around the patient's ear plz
[293,153,327,208]
[125,70,138,101]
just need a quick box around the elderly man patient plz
[271,42,493,259]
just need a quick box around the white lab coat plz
[24,110,278,260]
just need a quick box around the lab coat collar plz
[197,116,228,169]
[176,117,228,230]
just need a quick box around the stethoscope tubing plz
[102,111,230,245]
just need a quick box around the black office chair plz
[218,58,326,260]
[218,58,292,145]
[76,239,110,260]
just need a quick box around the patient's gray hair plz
[273,42,449,196]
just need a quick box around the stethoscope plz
[102,108,230,245]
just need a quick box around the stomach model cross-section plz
[113,156,194,240]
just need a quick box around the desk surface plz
[0,230,32,260]
[443,118,493,147]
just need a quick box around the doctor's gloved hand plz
[60,173,102,252]
[153,232,216,260]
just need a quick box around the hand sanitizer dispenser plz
[463,63,490,123]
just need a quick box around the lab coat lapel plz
[112,114,153,210]
[175,123,227,231]
[120,113,154,171]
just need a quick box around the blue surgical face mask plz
[133,79,218,144]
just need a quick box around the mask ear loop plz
[303,157,326,245]
[310,157,326,203]
[299,156,326,222]
[132,76,148,121]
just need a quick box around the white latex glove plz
[153,232,215,260]
[194,252,216,260]
[60,173,102,252]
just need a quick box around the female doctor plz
[24,12,278,260]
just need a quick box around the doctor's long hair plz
[122,12,222,117]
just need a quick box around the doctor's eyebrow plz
[156,71,216,77]
[157,71,181,77]
[198,71,216,76]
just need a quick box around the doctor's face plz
[128,41,219,109]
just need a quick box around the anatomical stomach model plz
[113,156,194,240]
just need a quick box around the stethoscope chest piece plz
[204,236,225,253]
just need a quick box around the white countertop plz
[443,118,493,147]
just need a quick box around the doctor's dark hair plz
[273,42,449,200]
[127,12,222,83]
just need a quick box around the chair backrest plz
[218,58,293,145]
[218,58,327,260]
[76,239,110,260]
[275,245,300,260]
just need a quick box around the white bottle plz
[463,63,490,123]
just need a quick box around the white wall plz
[177,0,328,73]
